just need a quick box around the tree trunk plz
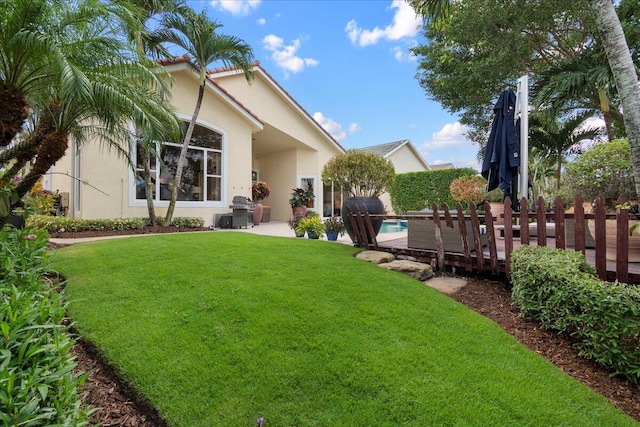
[0,84,28,147]
[140,143,156,226]
[587,0,640,196]
[164,83,205,225]
[15,129,68,198]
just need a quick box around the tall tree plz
[156,8,254,225]
[532,46,622,141]
[119,0,183,225]
[410,0,594,142]
[411,0,640,194]
[0,0,177,224]
[586,0,640,196]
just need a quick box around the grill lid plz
[230,196,254,209]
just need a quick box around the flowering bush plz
[252,181,270,202]
[449,176,486,204]
[323,216,345,235]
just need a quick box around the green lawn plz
[52,232,637,426]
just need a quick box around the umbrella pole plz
[516,75,529,204]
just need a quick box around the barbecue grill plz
[229,196,254,228]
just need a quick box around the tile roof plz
[360,140,407,157]
[429,162,455,170]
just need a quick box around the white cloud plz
[313,112,346,141]
[348,123,361,133]
[257,17,266,25]
[422,122,472,149]
[262,35,319,78]
[391,45,416,62]
[345,0,422,47]
[209,0,261,16]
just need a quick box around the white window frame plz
[298,175,318,212]
[129,117,228,208]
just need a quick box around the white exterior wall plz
[215,71,342,220]
[381,145,429,214]
[50,68,257,225]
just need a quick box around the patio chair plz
[407,210,488,253]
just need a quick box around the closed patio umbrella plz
[481,88,521,209]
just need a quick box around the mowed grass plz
[52,232,637,426]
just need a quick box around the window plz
[135,123,223,203]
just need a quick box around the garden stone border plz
[355,250,467,295]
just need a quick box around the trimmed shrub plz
[390,168,478,213]
[511,246,640,382]
[0,228,90,425]
[170,217,205,228]
[26,215,204,232]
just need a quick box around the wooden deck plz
[376,231,640,284]
[346,195,640,285]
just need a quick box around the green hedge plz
[26,215,205,232]
[511,246,640,382]
[390,168,478,213]
[0,228,90,425]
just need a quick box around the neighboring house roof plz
[429,162,456,170]
[360,139,430,170]
[210,61,346,154]
[158,56,264,132]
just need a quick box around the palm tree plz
[528,146,557,201]
[532,46,622,142]
[156,8,254,225]
[586,0,640,196]
[0,0,67,147]
[1,0,178,225]
[120,0,184,225]
[529,111,602,190]
[411,0,640,195]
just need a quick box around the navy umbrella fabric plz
[481,88,521,208]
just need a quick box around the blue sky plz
[186,0,479,169]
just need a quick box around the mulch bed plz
[54,229,640,425]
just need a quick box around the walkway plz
[48,221,408,246]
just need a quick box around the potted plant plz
[251,181,270,226]
[323,216,345,241]
[295,215,325,239]
[287,214,306,237]
[449,176,486,208]
[289,186,314,217]
[485,187,505,225]
[321,150,395,243]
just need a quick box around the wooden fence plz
[347,194,640,284]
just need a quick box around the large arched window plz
[135,123,223,202]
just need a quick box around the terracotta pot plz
[253,202,263,226]
[587,219,640,262]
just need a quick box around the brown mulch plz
[55,229,639,425]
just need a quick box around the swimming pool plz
[379,220,408,233]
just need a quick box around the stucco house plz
[47,58,346,225]
[361,140,430,213]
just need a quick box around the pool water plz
[379,220,408,233]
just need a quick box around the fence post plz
[554,196,566,249]
[616,193,629,283]
[593,195,607,280]
[432,203,445,271]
